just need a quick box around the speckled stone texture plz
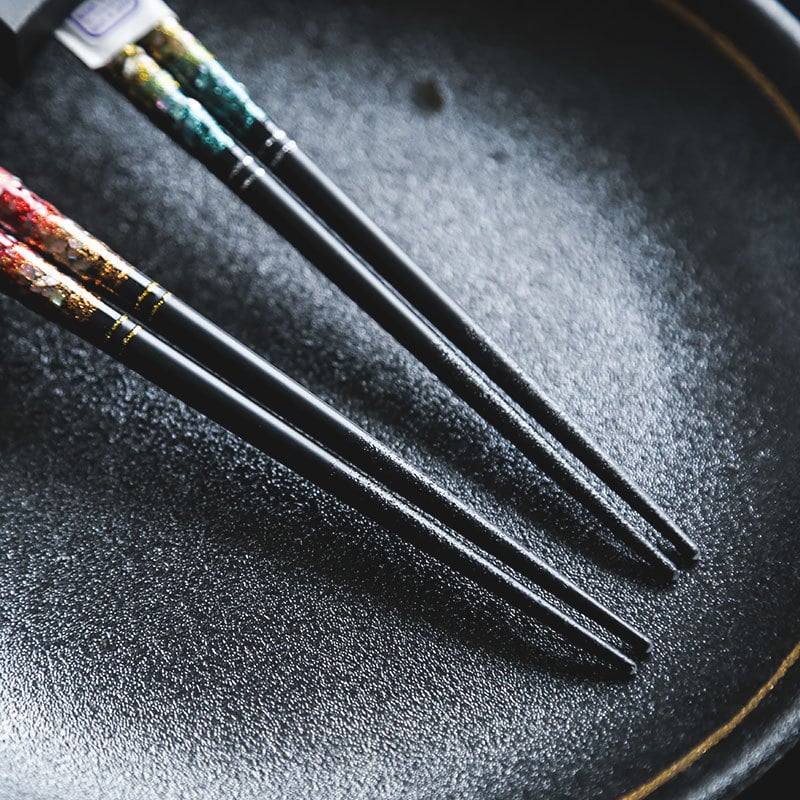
[0,0,799,798]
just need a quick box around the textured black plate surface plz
[1,1,800,798]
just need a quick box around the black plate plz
[1,1,799,797]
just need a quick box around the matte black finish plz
[2,0,800,798]
[227,155,677,574]
[105,65,677,574]
[0,251,636,674]
[150,293,651,655]
[118,327,636,675]
[0,0,80,84]
[274,142,696,563]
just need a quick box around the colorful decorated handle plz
[0,167,170,318]
[1,233,640,674]
[105,45,237,167]
[140,18,296,167]
[0,229,141,352]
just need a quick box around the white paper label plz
[56,0,176,69]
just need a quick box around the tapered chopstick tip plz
[678,538,700,566]
[613,651,638,678]
[637,637,653,658]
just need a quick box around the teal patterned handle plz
[105,45,236,159]
[141,19,268,142]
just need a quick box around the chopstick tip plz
[617,653,637,678]
[649,547,679,582]
[594,639,639,677]
[680,539,700,567]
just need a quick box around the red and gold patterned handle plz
[0,229,141,353]
[0,167,173,321]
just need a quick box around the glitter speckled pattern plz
[0,230,104,323]
[105,46,236,157]
[0,168,136,292]
[141,17,268,140]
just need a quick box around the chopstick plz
[0,167,651,658]
[0,228,638,674]
[96,46,678,576]
[137,18,698,567]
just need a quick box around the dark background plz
[740,741,799,797]
[1,1,799,798]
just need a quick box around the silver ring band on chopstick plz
[258,128,298,169]
[228,155,266,194]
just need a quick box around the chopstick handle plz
[102,47,674,575]
[140,18,297,168]
[275,150,697,563]
[136,19,694,564]
[0,169,649,656]
[110,330,634,673]
[0,231,636,673]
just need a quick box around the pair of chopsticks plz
[90,19,698,576]
[0,168,646,673]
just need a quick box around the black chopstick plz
[138,18,697,567]
[0,228,638,674]
[97,46,677,577]
[0,168,651,657]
